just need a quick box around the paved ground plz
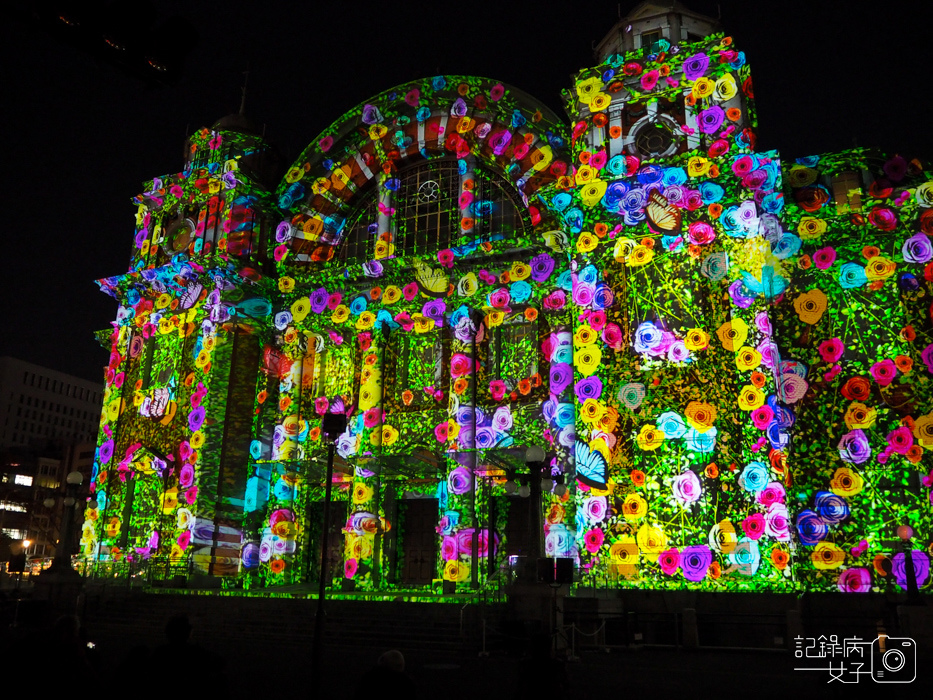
[3,581,931,698]
[5,618,930,698]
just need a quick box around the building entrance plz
[399,498,437,585]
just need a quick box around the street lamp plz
[897,525,923,606]
[553,476,568,499]
[45,471,84,574]
[524,446,547,563]
[20,539,32,575]
[33,470,86,613]
[312,412,348,692]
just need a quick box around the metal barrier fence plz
[561,607,897,653]
[82,557,193,588]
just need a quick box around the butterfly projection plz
[412,259,450,297]
[140,377,177,424]
[233,297,273,319]
[179,280,203,310]
[574,440,608,490]
[645,191,682,232]
[741,266,788,299]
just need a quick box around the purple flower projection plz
[441,536,457,561]
[241,542,260,569]
[838,429,871,464]
[422,298,446,325]
[188,406,206,432]
[892,551,930,590]
[681,545,713,581]
[583,496,608,524]
[531,253,555,282]
[796,510,829,545]
[549,363,572,395]
[310,287,329,314]
[697,106,725,134]
[447,466,473,495]
[672,471,702,506]
[99,439,114,465]
[682,52,710,81]
[574,376,603,403]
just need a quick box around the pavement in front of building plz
[46,628,933,699]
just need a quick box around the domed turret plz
[595,1,722,61]
[211,112,260,136]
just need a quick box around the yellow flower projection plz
[793,288,827,325]
[737,385,765,411]
[844,402,876,430]
[610,536,639,576]
[622,494,648,521]
[636,524,667,562]
[829,467,864,497]
[716,316,748,351]
[685,401,717,431]
[684,328,709,351]
[735,346,762,371]
[636,424,664,451]
[811,542,845,570]
[444,560,470,582]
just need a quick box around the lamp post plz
[311,412,348,690]
[34,470,85,613]
[524,446,547,564]
[15,539,31,589]
[44,471,84,574]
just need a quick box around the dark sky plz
[3,1,930,383]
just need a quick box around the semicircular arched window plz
[338,158,527,264]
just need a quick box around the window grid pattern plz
[396,162,460,257]
[338,160,525,264]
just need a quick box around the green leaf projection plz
[83,27,931,597]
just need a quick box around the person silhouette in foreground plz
[152,612,227,693]
[353,649,418,699]
[45,615,93,691]
[513,632,568,700]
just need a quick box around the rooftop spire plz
[239,64,250,117]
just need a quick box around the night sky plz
[3,1,930,384]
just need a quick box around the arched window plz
[337,158,526,264]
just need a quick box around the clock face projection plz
[164,216,197,254]
[418,179,440,202]
[634,120,676,157]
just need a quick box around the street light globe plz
[504,480,518,495]
[518,484,531,498]
[44,498,56,508]
[897,525,914,541]
[524,445,546,464]
[63,496,76,507]
[554,482,568,498]
[22,539,31,549]
[66,471,84,486]
[541,477,554,492]
[88,499,99,509]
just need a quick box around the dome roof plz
[211,112,260,135]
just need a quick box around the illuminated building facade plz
[85,2,932,597]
